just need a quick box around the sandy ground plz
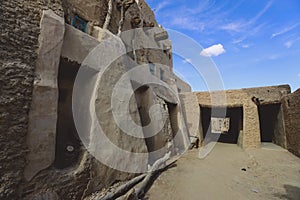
[145,143,300,200]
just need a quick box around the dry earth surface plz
[146,143,300,200]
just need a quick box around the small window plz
[72,15,87,33]
[149,63,155,75]
[160,69,164,81]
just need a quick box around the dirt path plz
[146,143,300,200]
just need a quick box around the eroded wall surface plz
[179,93,201,139]
[1,0,191,199]
[20,22,145,199]
[282,89,300,157]
[0,0,63,199]
[192,85,290,148]
[24,9,65,182]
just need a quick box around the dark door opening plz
[167,103,179,139]
[54,58,81,169]
[258,103,281,143]
[201,106,243,144]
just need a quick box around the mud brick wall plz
[195,85,290,148]
[0,0,187,199]
[0,0,63,199]
[282,89,300,157]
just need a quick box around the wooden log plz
[103,0,113,29]
[135,151,171,198]
[99,174,146,200]
[100,151,172,200]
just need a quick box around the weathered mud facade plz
[2,0,298,199]
[0,1,63,199]
[282,89,300,157]
[1,0,190,199]
[180,85,300,156]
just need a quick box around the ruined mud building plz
[1,0,191,199]
[1,0,299,199]
[181,85,300,156]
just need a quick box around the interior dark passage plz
[201,107,243,144]
[54,58,81,169]
[167,103,179,138]
[258,103,281,143]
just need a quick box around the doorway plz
[258,103,282,143]
[201,106,243,144]
[54,58,81,169]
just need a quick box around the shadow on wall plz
[258,103,282,143]
[54,58,81,169]
[273,185,300,200]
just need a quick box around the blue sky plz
[146,0,300,92]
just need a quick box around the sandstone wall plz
[282,89,300,157]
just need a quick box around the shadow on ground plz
[274,185,300,200]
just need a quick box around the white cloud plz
[248,1,273,25]
[284,41,293,48]
[223,1,272,33]
[298,73,300,78]
[220,1,272,44]
[241,44,251,49]
[183,58,192,64]
[231,22,267,44]
[268,54,280,60]
[284,37,300,48]
[171,17,205,31]
[154,0,170,13]
[221,22,244,32]
[232,37,246,44]
[200,44,226,57]
[271,23,300,38]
